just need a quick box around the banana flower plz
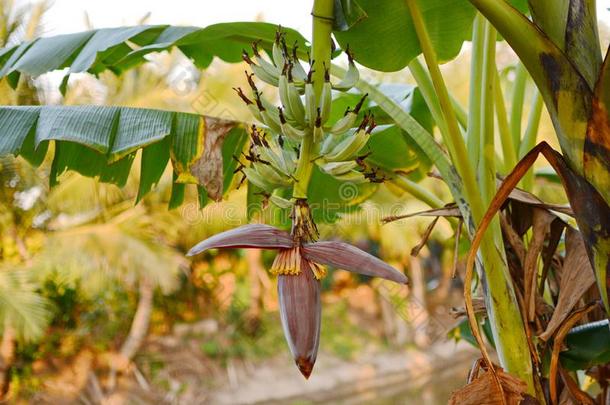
[187,221,407,378]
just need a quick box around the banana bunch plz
[235,28,378,206]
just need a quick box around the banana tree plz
[0,5,423,380]
[0,0,608,402]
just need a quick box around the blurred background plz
[0,1,606,404]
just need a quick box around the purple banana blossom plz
[187,223,407,378]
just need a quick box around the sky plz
[20,0,610,41]
[33,0,314,39]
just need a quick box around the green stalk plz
[292,0,334,199]
[510,62,527,154]
[451,97,468,131]
[406,0,484,227]
[406,1,536,395]
[495,69,517,173]
[518,90,543,191]
[479,21,496,208]
[408,58,450,138]
[467,13,485,166]
[391,174,444,209]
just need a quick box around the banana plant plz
[0,0,608,402]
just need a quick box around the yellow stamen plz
[270,247,326,279]
[309,262,327,280]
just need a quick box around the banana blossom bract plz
[187,224,407,378]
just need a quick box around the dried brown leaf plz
[190,117,235,201]
[549,302,598,404]
[558,367,595,405]
[539,218,566,295]
[523,208,555,322]
[449,365,528,405]
[452,217,463,278]
[410,216,439,257]
[381,205,461,224]
[539,228,596,340]
[505,185,573,216]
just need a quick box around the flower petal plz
[278,264,321,379]
[187,224,293,256]
[302,241,408,284]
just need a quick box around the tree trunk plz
[408,256,430,347]
[106,277,154,392]
[0,325,16,400]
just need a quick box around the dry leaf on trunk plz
[539,227,596,341]
[190,117,235,201]
[449,363,528,405]
[523,208,555,322]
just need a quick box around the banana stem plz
[406,0,536,396]
[405,0,484,227]
[292,0,334,199]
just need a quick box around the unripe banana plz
[234,87,263,123]
[333,169,367,183]
[279,108,307,141]
[319,161,358,176]
[318,74,332,125]
[332,49,359,91]
[281,121,307,142]
[304,81,316,125]
[321,131,342,154]
[313,119,324,142]
[254,162,291,186]
[269,194,293,209]
[278,71,294,122]
[243,167,277,192]
[290,44,308,82]
[324,127,369,162]
[272,32,287,68]
[328,93,368,135]
[260,108,282,134]
[258,145,291,176]
[252,41,281,78]
[251,64,279,87]
[287,75,306,126]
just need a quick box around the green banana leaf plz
[0,106,247,207]
[560,320,610,371]
[0,22,308,94]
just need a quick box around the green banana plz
[324,116,373,162]
[250,63,279,87]
[234,87,264,123]
[321,130,343,154]
[319,161,358,176]
[313,115,324,142]
[332,49,359,91]
[272,32,287,68]
[278,71,294,122]
[333,169,367,183]
[243,167,277,192]
[318,73,332,125]
[279,107,307,141]
[254,162,291,186]
[252,41,281,78]
[304,81,316,126]
[269,194,293,209]
[258,144,292,176]
[287,74,306,126]
[260,107,282,134]
[290,44,308,82]
[328,93,368,135]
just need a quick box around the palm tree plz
[31,179,186,399]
